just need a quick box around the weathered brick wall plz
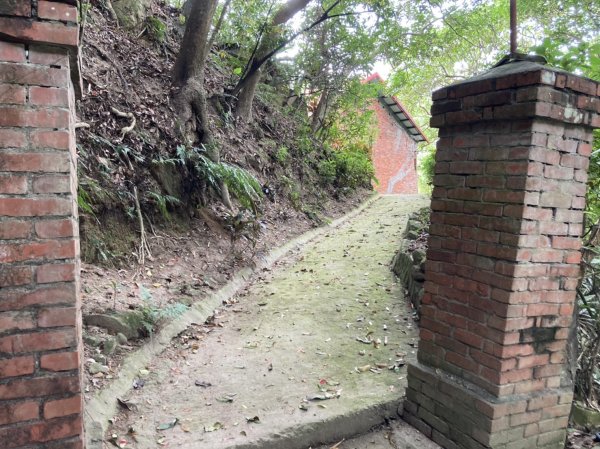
[0,2,83,448]
[371,101,419,194]
[404,61,600,449]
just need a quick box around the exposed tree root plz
[110,107,137,140]
[120,150,152,265]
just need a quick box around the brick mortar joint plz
[409,361,573,404]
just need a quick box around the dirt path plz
[105,195,430,449]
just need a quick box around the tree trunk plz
[171,0,217,147]
[234,0,312,123]
[311,90,329,133]
[206,0,233,54]
[172,0,233,209]
[235,68,261,124]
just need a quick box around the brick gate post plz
[403,59,600,448]
[0,2,83,448]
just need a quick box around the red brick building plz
[368,74,428,194]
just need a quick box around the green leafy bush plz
[167,145,264,212]
[196,154,263,212]
[317,159,337,185]
[418,145,436,193]
[319,145,375,190]
[138,285,188,335]
[275,146,290,165]
[146,16,167,43]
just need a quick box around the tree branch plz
[206,0,233,54]
[252,0,345,71]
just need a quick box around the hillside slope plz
[77,1,371,391]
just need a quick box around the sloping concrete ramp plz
[104,195,434,449]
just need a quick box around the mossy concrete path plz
[110,195,433,449]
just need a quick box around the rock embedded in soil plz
[116,333,128,345]
[84,334,102,347]
[84,312,145,339]
[102,337,118,355]
[89,362,109,375]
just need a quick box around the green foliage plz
[280,176,302,210]
[85,236,115,263]
[196,154,264,212]
[320,145,375,190]
[575,246,600,406]
[146,16,167,43]
[147,191,181,220]
[275,146,290,165]
[586,132,600,227]
[316,79,377,191]
[138,285,188,335]
[418,145,436,193]
[78,187,95,216]
[167,145,264,212]
[317,159,337,185]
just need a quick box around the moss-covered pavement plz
[104,195,435,449]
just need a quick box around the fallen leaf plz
[195,380,212,388]
[216,394,236,403]
[204,422,224,432]
[306,390,341,401]
[156,418,178,431]
[117,397,138,412]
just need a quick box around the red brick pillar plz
[403,59,600,449]
[0,2,83,448]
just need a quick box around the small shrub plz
[146,16,167,43]
[317,159,337,184]
[319,145,375,190]
[418,145,436,194]
[138,285,188,335]
[196,154,263,213]
[171,145,264,212]
[147,191,181,221]
[280,176,302,210]
[334,146,374,189]
[275,146,290,165]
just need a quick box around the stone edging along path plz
[85,194,381,447]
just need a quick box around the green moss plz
[146,16,167,43]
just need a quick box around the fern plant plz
[158,145,264,212]
[138,286,188,335]
[147,191,182,220]
[195,154,263,212]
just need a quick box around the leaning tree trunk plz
[172,0,233,209]
[234,0,312,123]
[206,0,233,54]
[235,69,262,124]
[311,90,329,133]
